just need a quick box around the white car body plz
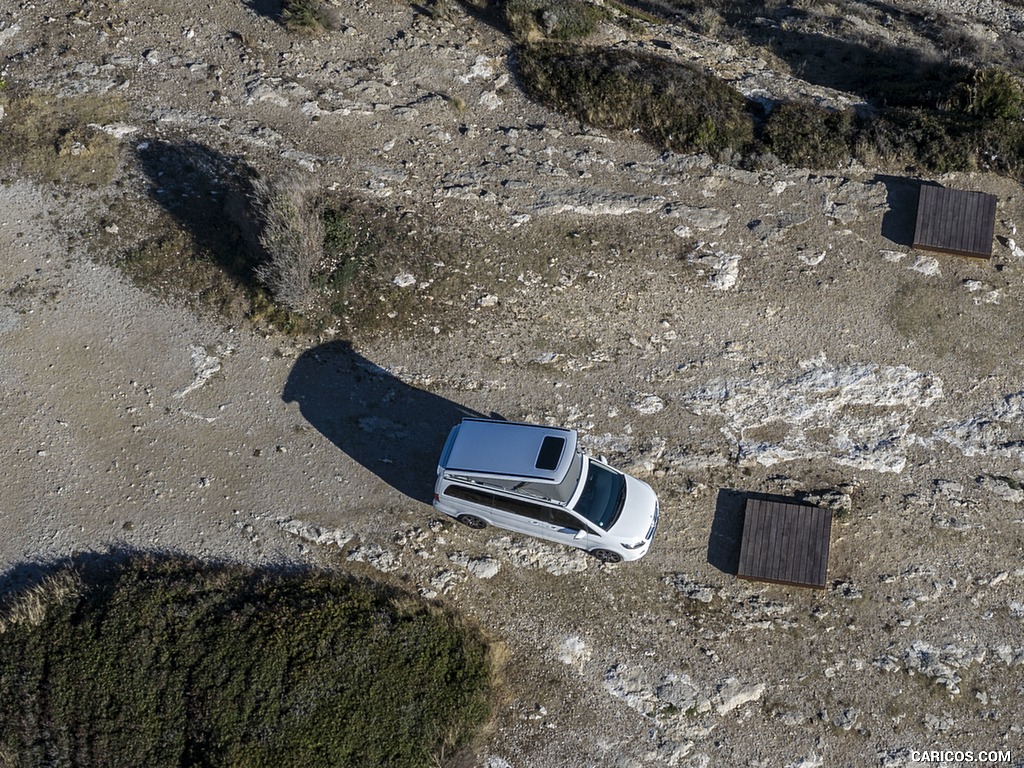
[432,418,659,563]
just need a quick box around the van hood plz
[609,474,658,540]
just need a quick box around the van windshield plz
[573,462,626,530]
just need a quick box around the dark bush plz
[856,107,979,174]
[761,101,855,169]
[517,43,754,156]
[0,554,493,767]
[945,67,1024,121]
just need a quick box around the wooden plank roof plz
[737,498,832,589]
[913,184,997,260]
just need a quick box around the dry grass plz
[251,171,326,313]
[0,86,127,185]
[0,570,81,634]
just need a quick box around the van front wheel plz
[591,549,622,564]
[457,515,487,530]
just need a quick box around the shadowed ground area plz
[283,340,491,502]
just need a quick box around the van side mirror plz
[574,529,587,540]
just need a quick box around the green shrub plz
[0,553,493,767]
[762,100,855,169]
[856,107,979,174]
[945,67,1024,121]
[517,43,754,156]
[281,0,341,35]
[505,0,608,41]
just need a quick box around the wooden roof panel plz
[913,184,996,259]
[737,498,833,589]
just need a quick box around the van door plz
[490,494,585,547]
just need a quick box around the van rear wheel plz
[591,549,622,564]
[457,514,487,529]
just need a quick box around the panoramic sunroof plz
[535,436,565,471]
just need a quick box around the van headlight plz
[622,541,646,550]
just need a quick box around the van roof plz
[442,418,579,483]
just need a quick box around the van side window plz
[550,509,596,535]
[490,494,551,523]
[444,485,494,507]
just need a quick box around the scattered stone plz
[530,189,665,216]
[427,569,464,595]
[977,474,1024,503]
[797,250,826,266]
[685,360,943,473]
[747,210,811,242]
[909,255,941,276]
[174,345,223,398]
[477,293,499,307]
[448,552,500,579]
[665,573,715,603]
[347,544,401,572]
[630,393,665,414]
[713,677,766,715]
[392,272,416,288]
[489,536,589,575]
[799,488,852,513]
[531,352,560,365]
[934,392,1024,461]
[557,635,591,668]
[686,244,742,290]
[786,755,824,768]
[903,641,986,694]
[833,707,860,730]
[279,518,352,549]
[664,203,731,231]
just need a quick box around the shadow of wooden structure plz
[737,497,833,589]
[913,184,997,260]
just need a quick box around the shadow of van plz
[282,341,490,503]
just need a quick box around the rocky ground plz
[3,0,1024,765]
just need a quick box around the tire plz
[457,514,488,530]
[590,548,622,564]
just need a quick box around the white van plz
[433,419,659,563]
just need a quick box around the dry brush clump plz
[0,569,81,634]
[280,0,343,35]
[505,0,609,42]
[251,171,326,313]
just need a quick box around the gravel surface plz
[3,0,1024,764]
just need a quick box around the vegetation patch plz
[111,140,434,336]
[0,553,494,767]
[280,0,342,35]
[761,101,855,170]
[516,43,754,156]
[505,0,609,42]
[759,69,1024,176]
[0,85,127,186]
[251,171,326,312]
